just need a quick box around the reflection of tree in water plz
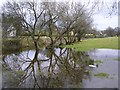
[2,47,94,88]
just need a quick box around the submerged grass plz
[94,73,109,78]
[63,37,119,51]
[94,60,103,64]
[113,58,120,61]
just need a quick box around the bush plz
[3,38,21,47]
[20,32,31,36]
[2,38,22,54]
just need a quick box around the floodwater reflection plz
[2,47,94,88]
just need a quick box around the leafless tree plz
[2,1,49,63]
[51,2,94,44]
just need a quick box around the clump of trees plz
[1,0,99,62]
[2,1,95,45]
[85,26,120,38]
[101,27,120,37]
[2,13,22,37]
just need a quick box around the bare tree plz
[2,1,49,74]
[42,2,59,46]
[52,2,93,45]
[2,0,99,47]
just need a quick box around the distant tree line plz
[85,26,120,38]
[101,27,120,37]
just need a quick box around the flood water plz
[83,49,119,88]
[2,47,119,88]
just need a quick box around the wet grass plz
[63,37,119,51]
[94,73,109,78]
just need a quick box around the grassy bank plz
[62,37,119,51]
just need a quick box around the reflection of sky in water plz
[4,48,62,74]
[54,48,67,56]
[20,50,35,60]
[3,48,119,88]
[87,49,120,60]
[83,49,119,88]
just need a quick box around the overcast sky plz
[0,0,118,31]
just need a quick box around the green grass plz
[63,37,119,51]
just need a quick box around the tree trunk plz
[49,36,54,46]
[78,37,81,42]
[33,41,38,61]
[59,37,63,45]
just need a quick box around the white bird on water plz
[89,64,98,68]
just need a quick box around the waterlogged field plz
[82,49,119,88]
[2,48,119,88]
[2,37,119,88]
[63,37,119,51]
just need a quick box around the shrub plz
[2,38,22,54]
